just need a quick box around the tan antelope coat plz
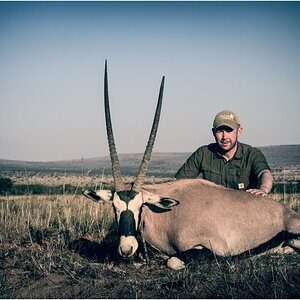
[141,179,300,257]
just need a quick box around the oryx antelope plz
[83,61,300,270]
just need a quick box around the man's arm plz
[246,170,273,197]
[174,148,203,180]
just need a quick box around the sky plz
[1,1,300,162]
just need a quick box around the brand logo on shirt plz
[238,183,245,190]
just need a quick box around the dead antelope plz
[83,61,300,270]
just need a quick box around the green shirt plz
[174,142,271,190]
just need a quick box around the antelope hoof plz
[275,246,295,254]
[167,257,185,270]
[287,239,300,250]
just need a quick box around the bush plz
[273,180,300,194]
[0,177,14,194]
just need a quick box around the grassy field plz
[1,191,300,298]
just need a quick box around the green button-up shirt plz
[174,142,270,190]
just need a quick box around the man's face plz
[213,125,242,153]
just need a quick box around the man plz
[174,110,273,196]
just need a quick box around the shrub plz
[0,177,14,194]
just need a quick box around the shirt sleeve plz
[250,148,271,178]
[174,147,203,179]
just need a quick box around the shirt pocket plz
[227,169,250,190]
[202,168,222,186]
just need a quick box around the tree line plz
[0,177,299,196]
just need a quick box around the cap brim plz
[214,122,239,130]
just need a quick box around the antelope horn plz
[104,60,125,192]
[132,76,165,192]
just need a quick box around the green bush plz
[12,184,79,195]
[0,177,14,194]
[273,180,300,194]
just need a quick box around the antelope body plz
[83,61,300,270]
[141,179,300,257]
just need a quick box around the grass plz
[0,193,300,298]
[0,195,114,242]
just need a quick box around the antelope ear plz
[82,190,113,203]
[142,190,180,210]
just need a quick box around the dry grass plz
[0,194,114,242]
[0,192,300,298]
[4,171,172,188]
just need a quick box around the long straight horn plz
[132,76,165,192]
[104,60,124,191]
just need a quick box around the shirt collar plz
[211,142,243,160]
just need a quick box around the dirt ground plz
[1,235,300,299]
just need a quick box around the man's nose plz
[221,130,227,138]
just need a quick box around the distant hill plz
[0,144,299,177]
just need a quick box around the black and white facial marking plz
[113,190,143,257]
[114,190,141,235]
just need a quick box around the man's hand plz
[246,170,273,197]
[246,188,268,197]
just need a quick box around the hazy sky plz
[1,1,300,162]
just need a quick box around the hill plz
[0,144,299,177]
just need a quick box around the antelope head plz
[83,61,178,258]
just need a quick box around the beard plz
[217,138,237,155]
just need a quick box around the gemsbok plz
[83,61,300,270]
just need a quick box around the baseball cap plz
[213,110,240,130]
